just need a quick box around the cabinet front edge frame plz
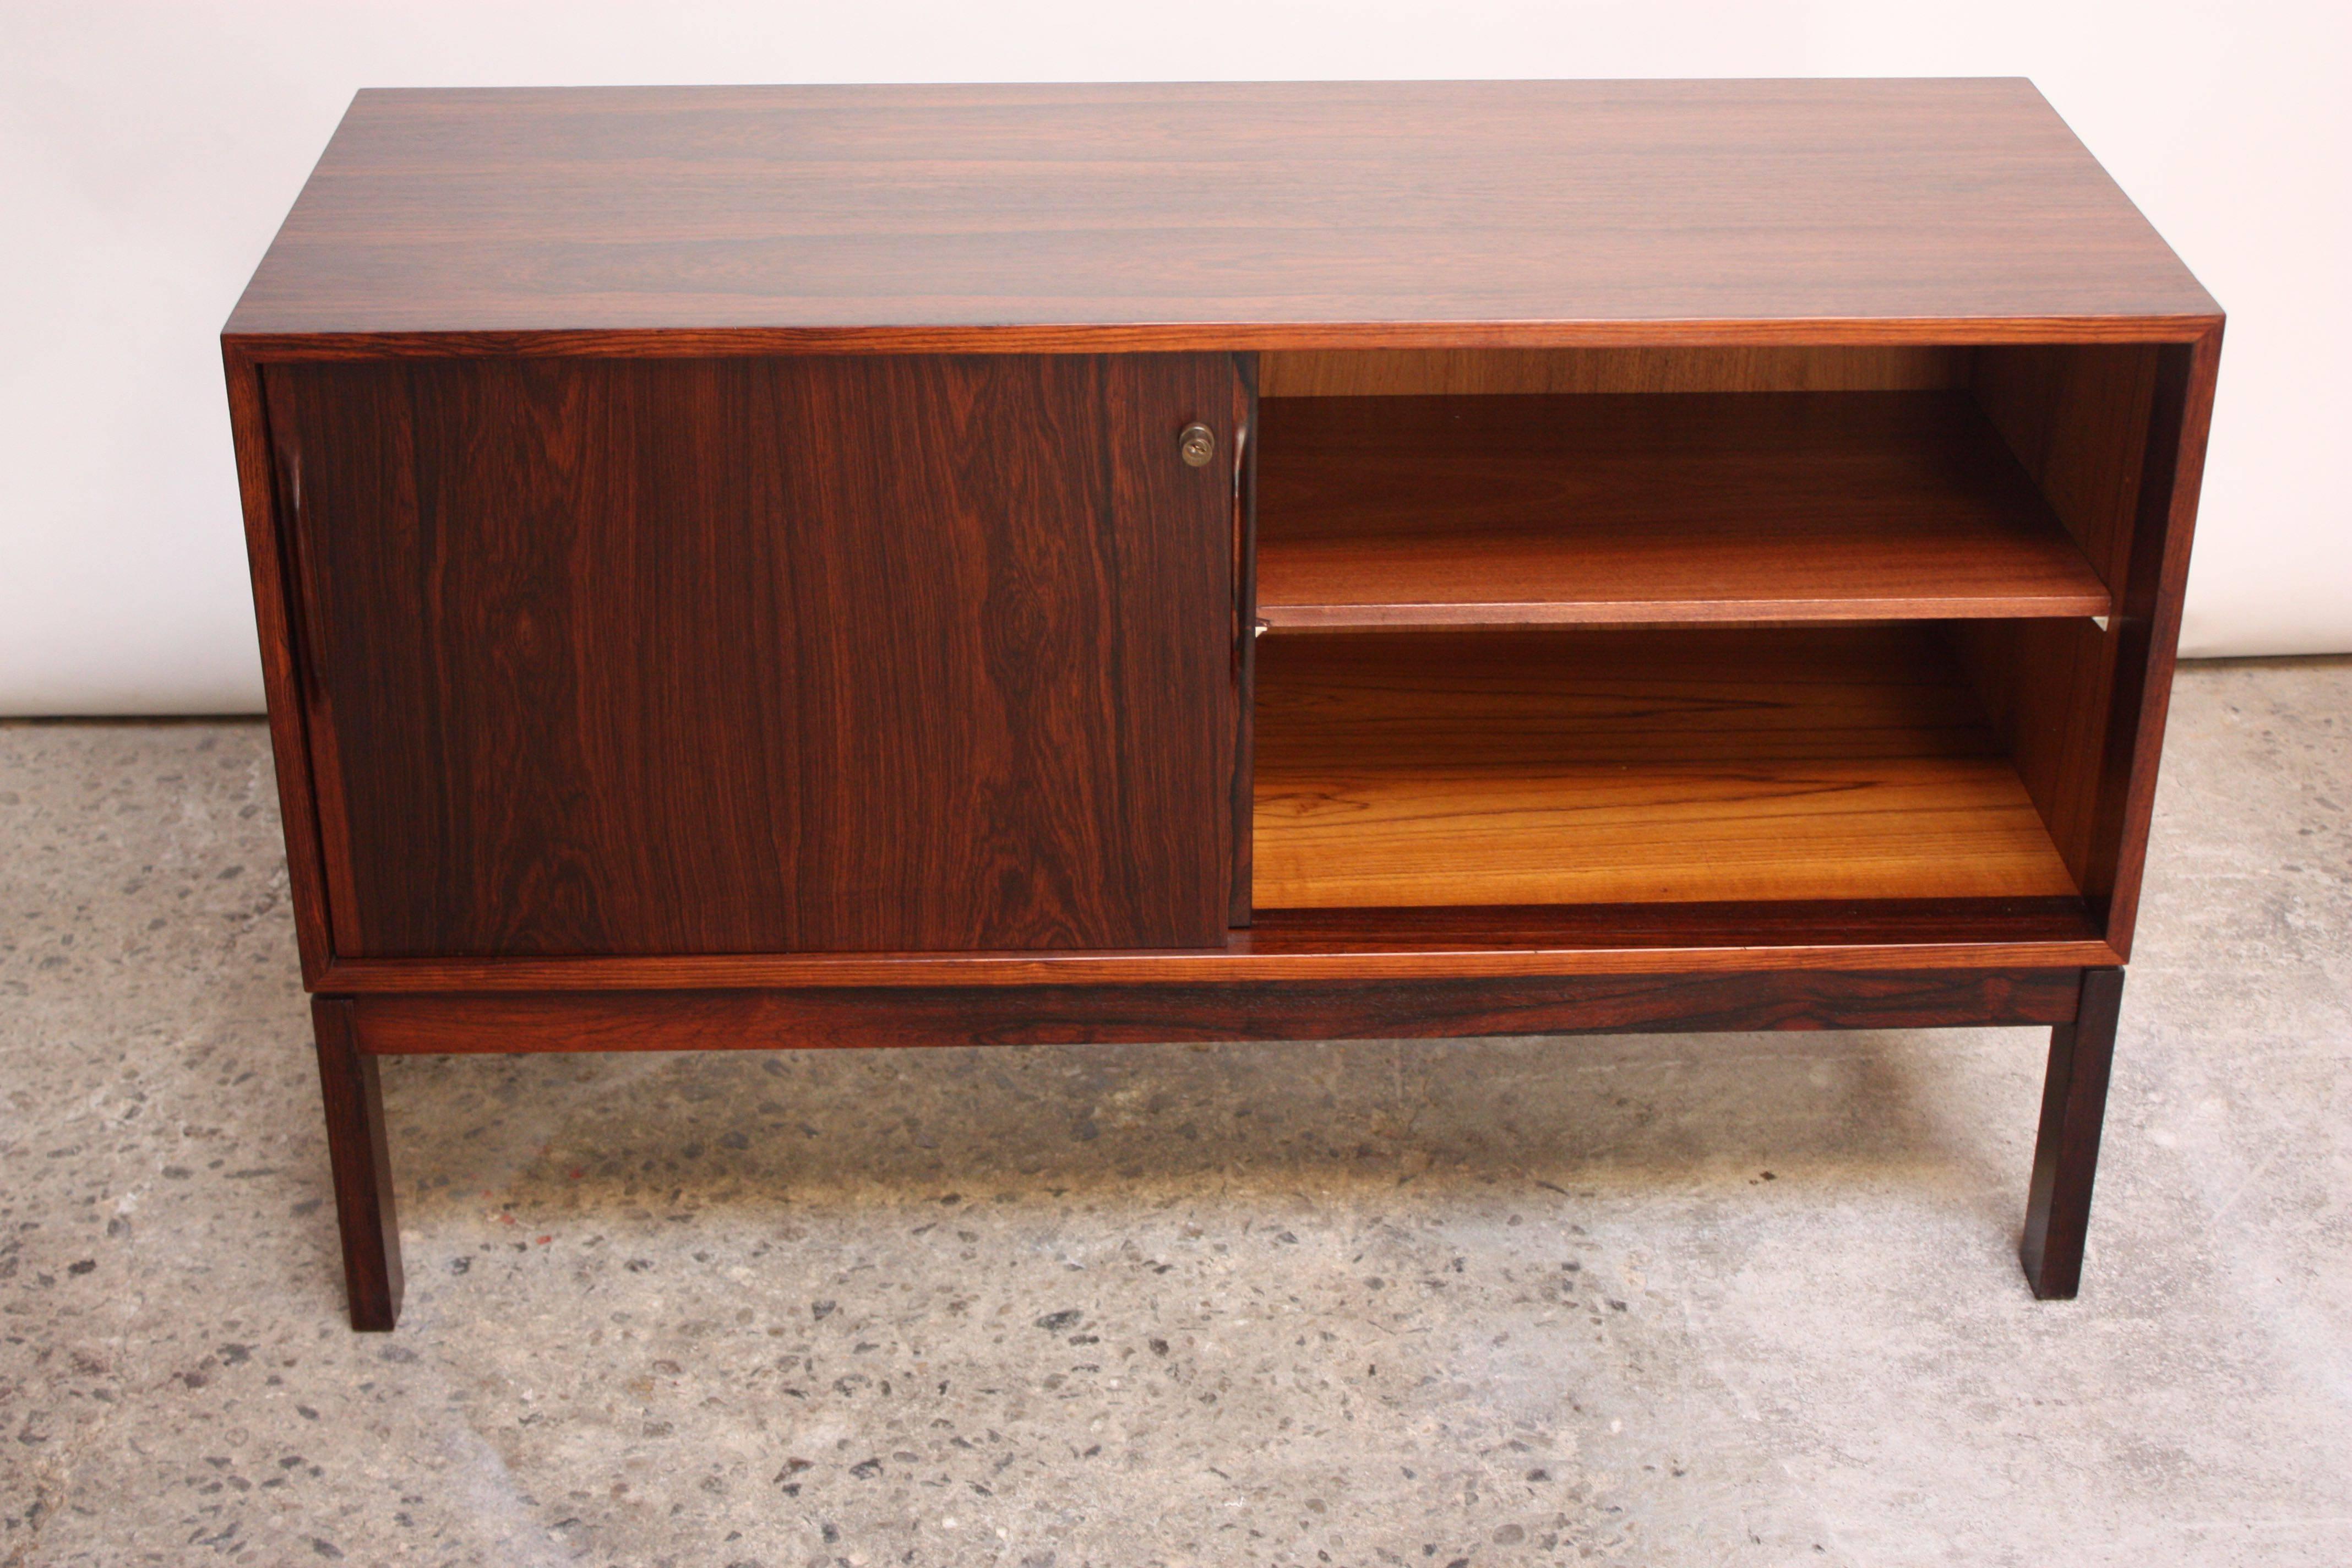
[314,939,2123,994]
[2093,322,2225,957]
[221,314,2226,363]
[225,341,336,985]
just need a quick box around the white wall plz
[2,1,2345,714]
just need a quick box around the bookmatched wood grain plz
[1254,626,2083,910]
[1256,392,2112,629]
[265,352,1241,957]
[345,967,2088,1056]
[226,80,2217,353]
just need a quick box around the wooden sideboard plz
[224,80,2222,1329]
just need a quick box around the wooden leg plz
[2021,967,2125,1300]
[312,996,404,1330]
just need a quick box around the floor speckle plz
[2,658,2348,1565]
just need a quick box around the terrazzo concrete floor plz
[2,657,2348,1567]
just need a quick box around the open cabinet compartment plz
[1244,344,2170,950]
[1253,622,2082,910]
[1254,390,2113,629]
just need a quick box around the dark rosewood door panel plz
[266,353,1244,956]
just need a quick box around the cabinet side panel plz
[266,353,1237,956]
[1955,345,2159,893]
[2089,333,2220,954]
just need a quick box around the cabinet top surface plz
[226,79,2219,350]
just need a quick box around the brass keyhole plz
[1178,422,1216,467]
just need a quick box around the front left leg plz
[312,995,404,1330]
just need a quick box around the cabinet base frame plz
[312,964,2113,1329]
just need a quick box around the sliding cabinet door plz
[265,352,1245,956]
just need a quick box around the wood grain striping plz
[346,968,2088,1056]
[266,352,1241,957]
[227,81,2218,347]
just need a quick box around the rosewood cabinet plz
[225,81,2222,1329]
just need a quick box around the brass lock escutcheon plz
[1178,422,1216,467]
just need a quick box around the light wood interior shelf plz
[1251,624,2083,910]
[1254,392,2113,631]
